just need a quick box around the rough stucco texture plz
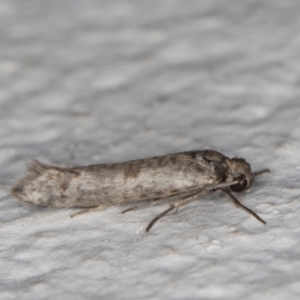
[1,1,300,299]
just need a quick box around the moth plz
[11,150,269,231]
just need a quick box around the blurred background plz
[1,1,300,299]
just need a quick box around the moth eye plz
[230,180,248,193]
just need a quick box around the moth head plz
[226,157,253,193]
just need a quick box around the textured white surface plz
[1,0,300,299]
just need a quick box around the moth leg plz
[122,194,191,214]
[146,205,176,232]
[70,205,107,218]
[122,187,208,214]
[121,198,162,214]
[220,189,266,224]
[122,196,186,214]
[146,193,202,232]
